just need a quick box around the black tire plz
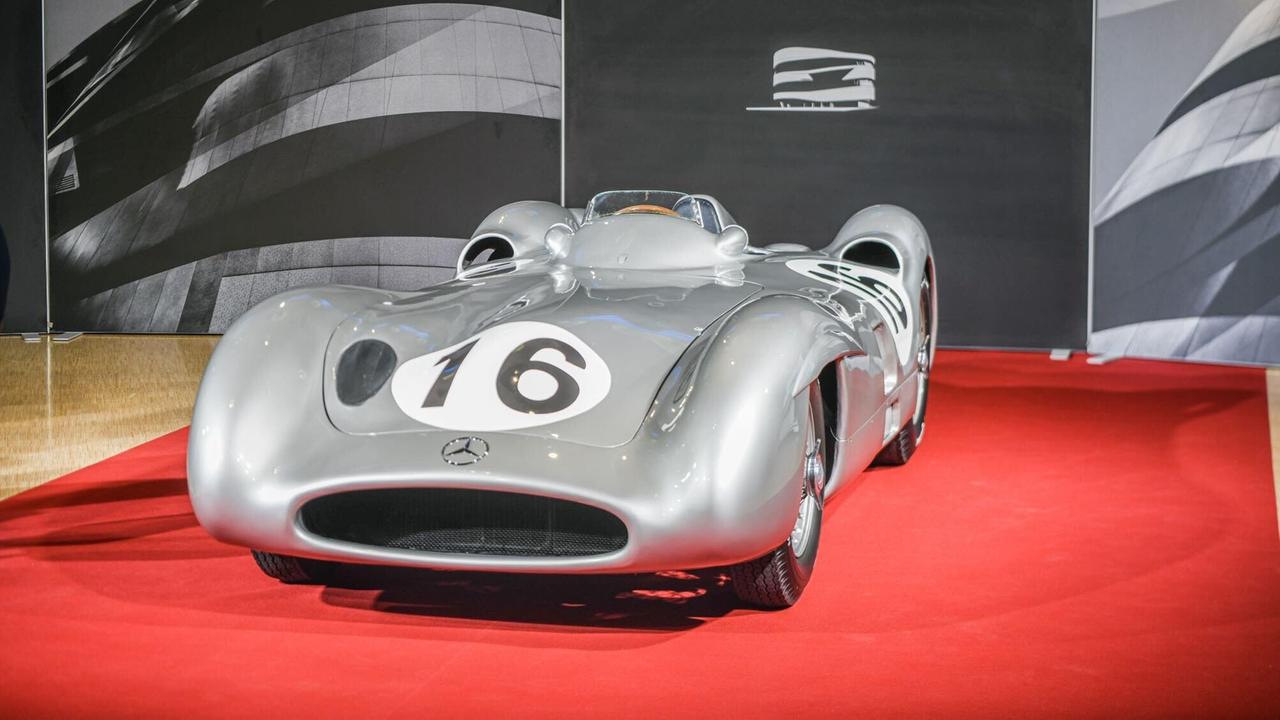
[873,420,918,466]
[873,278,932,467]
[731,381,827,608]
[251,550,334,584]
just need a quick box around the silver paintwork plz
[789,387,825,557]
[456,200,577,273]
[188,195,935,574]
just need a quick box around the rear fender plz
[824,204,936,378]
[458,201,578,273]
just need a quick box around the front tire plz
[251,550,334,584]
[731,381,828,608]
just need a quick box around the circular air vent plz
[335,340,397,406]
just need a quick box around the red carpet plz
[1,350,1278,718]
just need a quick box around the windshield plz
[583,190,720,231]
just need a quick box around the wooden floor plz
[0,334,217,501]
[0,336,1278,512]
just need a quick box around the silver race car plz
[188,190,936,607]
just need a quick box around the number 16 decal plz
[391,321,611,431]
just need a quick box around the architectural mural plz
[45,1,561,332]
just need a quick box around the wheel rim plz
[789,393,825,556]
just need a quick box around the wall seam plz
[560,0,566,207]
[41,0,51,332]
[1086,0,1098,348]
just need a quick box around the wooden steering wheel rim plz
[615,204,680,217]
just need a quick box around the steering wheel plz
[615,204,680,217]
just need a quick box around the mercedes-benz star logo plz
[442,436,488,465]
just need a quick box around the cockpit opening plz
[584,190,723,233]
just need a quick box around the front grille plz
[299,489,627,557]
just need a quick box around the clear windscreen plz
[583,190,721,232]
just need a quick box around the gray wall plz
[0,0,48,332]
[566,0,1094,350]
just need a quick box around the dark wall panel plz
[565,0,1092,349]
[1,0,48,332]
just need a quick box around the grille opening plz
[300,489,627,557]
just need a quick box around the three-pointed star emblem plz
[441,436,489,465]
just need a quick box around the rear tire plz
[251,550,334,584]
[731,381,828,608]
[873,421,918,466]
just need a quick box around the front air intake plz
[299,489,627,557]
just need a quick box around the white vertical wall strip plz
[41,0,51,332]
[1086,0,1097,345]
[560,0,566,207]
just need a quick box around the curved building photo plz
[1093,0,1280,364]
[45,0,561,332]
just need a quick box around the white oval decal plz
[785,258,914,359]
[390,321,611,431]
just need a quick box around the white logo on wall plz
[746,47,877,113]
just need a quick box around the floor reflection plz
[0,334,216,500]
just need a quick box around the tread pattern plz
[873,422,918,466]
[730,379,827,609]
[251,550,332,584]
[729,545,801,608]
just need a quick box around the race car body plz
[188,190,936,607]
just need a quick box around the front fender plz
[187,286,399,542]
[626,294,863,565]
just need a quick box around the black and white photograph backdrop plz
[565,0,1093,349]
[45,0,561,333]
[1092,0,1280,365]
